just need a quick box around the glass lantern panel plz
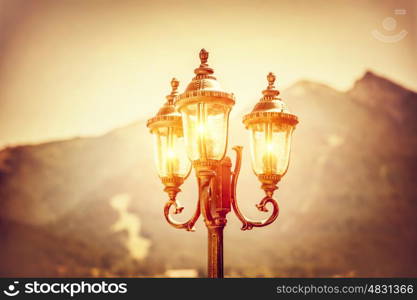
[152,126,191,178]
[249,122,293,176]
[181,102,230,161]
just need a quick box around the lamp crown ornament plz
[243,71,298,126]
[262,72,280,98]
[146,78,183,132]
[267,72,276,88]
[171,77,179,92]
[194,48,214,76]
[166,77,179,104]
[199,48,209,65]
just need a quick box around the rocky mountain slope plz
[0,71,416,277]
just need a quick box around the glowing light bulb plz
[167,148,175,158]
[267,143,274,152]
[197,123,205,135]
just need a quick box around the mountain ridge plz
[2,70,414,153]
[0,71,416,277]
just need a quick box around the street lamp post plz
[146,49,299,278]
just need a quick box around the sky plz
[0,0,416,148]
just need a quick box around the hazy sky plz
[0,0,416,147]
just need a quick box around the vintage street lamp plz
[146,49,299,278]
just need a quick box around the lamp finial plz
[267,72,276,89]
[171,77,179,92]
[262,72,280,98]
[166,77,179,103]
[194,48,214,76]
[199,49,209,65]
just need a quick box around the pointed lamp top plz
[199,48,209,65]
[262,72,280,98]
[243,72,298,129]
[194,48,214,76]
[166,77,179,103]
[147,78,182,131]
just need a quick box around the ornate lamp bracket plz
[230,146,280,230]
[162,145,280,233]
[162,177,201,232]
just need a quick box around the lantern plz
[175,49,235,163]
[243,72,298,195]
[147,78,191,199]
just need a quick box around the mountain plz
[348,71,417,127]
[0,71,416,277]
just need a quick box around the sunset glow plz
[0,0,416,148]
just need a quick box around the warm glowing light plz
[150,126,191,179]
[180,103,231,162]
[147,78,191,180]
[249,123,293,176]
[175,49,234,162]
[167,148,175,158]
[197,124,205,135]
[1,2,415,148]
[244,72,298,178]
